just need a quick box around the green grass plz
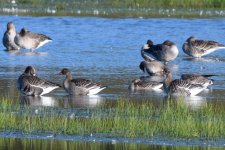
[1,0,225,17]
[0,97,225,139]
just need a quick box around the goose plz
[14,28,52,51]
[129,78,163,91]
[2,22,20,51]
[163,69,205,96]
[140,48,164,76]
[17,66,61,96]
[181,74,214,88]
[143,39,179,63]
[59,68,106,95]
[182,36,225,57]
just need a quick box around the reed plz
[0,97,225,139]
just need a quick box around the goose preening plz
[2,22,21,51]
[163,69,206,96]
[181,74,214,88]
[17,66,61,96]
[14,28,52,51]
[59,68,106,95]
[129,78,163,91]
[140,48,164,76]
[142,39,179,63]
[182,36,225,57]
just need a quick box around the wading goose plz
[59,68,106,95]
[2,22,20,51]
[17,66,61,96]
[129,78,163,91]
[181,74,214,88]
[14,28,52,51]
[164,69,205,96]
[140,48,164,76]
[182,36,225,57]
[143,39,179,63]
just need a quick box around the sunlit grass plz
[0,97,225,139]
[1,0,225,17]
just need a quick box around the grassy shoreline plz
[0,97,225,139]
[1,0,225,17]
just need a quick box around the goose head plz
[60,68,72,76]
[24,66,36,76]
[7,22,16,32]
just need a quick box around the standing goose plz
[164,69,205,96]
[17,66,61,96]
[182,36,225,57]
[181,74,214,88]
[129,78,163,91]
[2,22,21,51]
[14,28,52,51]
[140,48,164,76]
[60,68,106,95]
[143,39,179,63]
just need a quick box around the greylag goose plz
[129,78,163,91]
[14,28,52,51]
[2,22,20,51]
[181,74,214,88]
[182,36,225,57]
[140,48,164,76]
[143,39,179,63]
[164,69,205,96]
[17,66,61,96]
[59,68,106,95]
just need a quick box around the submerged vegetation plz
[0,97,225,139]
[1,0,225,17]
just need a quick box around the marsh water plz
[1,15,225,148]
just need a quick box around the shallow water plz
[1,15,225,146]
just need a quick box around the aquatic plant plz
[0,97,225,139]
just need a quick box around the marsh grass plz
[0,97,225,139]
[2,0,225,17]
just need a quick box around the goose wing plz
[191,39,225,52]
[26,31,52,42]
[170,79,204,96]
[17,75,60,96]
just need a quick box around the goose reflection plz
[19,95,58,107]
[4,49,48,56]
[166,95,206,110]
[66,95,104,108]
[183,57,220,62]
[184,96,207,109]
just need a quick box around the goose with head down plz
[143,39,179,63]
[139,47,164,76]
[182,36,225,57]
[15,28,52,51]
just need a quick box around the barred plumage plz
[129,78,163,91]
[17,66,61,96]
[15,28,52,51]
[164,69,205,96]
[181,74,214,88]
[182,36,225,57]
[60,68,106,95]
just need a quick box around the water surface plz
[0,15,225,146]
